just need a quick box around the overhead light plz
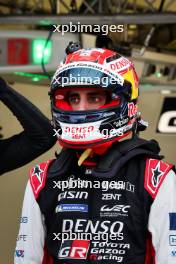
[32,39,52,64]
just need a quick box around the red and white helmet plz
[50,44,140,149]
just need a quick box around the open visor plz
[53,87,123,111]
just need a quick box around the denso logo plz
[100,205,130,213]
[64,126,94,134]
[109,58,130,72]
[62,219,124,234]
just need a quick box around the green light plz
[32,39,52,64]
[32,77,40,82]
[39,20,52,26]
[14,71,49,80]
[155,72,162,78]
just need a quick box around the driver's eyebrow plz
[87,92,103,95]
[68,91,106,97]
[69,91,102,96]
[68,92,79,97]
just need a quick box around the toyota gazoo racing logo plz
[58,240,90,259]
[100,205,130,213]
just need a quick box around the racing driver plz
[15,42,176,264]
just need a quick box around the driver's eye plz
[68,94,80,105]
[88,95,104,104]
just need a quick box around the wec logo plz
[100,205,130,213]
[58,240,90,259]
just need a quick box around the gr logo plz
[58,240,90,259]
[157,98,176,133]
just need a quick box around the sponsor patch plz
[109,57,131,73]
[169,213,176,230]
[100,204,130,217]
[15,250,24,258]
[171,250,176,257]
[128,102,137,117]
[55,204,88,213]
[20,216,28,223]
[29,160,53,199]
[169,235,176,246]
[144,159,173,198]
[58,191,88,201]
[17,235,27,242]
[58,240,90,259]
[102,193,121,200]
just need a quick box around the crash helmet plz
[50,43,140,149]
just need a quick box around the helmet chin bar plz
[53,115,135,149]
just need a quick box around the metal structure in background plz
[59,0,176,14]
[0,0,176,83]
[0,0,176,24]
[0,0,176,14]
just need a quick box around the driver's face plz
[68,89,107,111]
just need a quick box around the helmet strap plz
[132,121,139,139]
[78,148,93,166]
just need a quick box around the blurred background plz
[0,0,176,263]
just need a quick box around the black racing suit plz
[0,78,56,175]
[15,138,176,263]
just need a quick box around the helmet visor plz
[51,64,124,90]
[53,87,122,111]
